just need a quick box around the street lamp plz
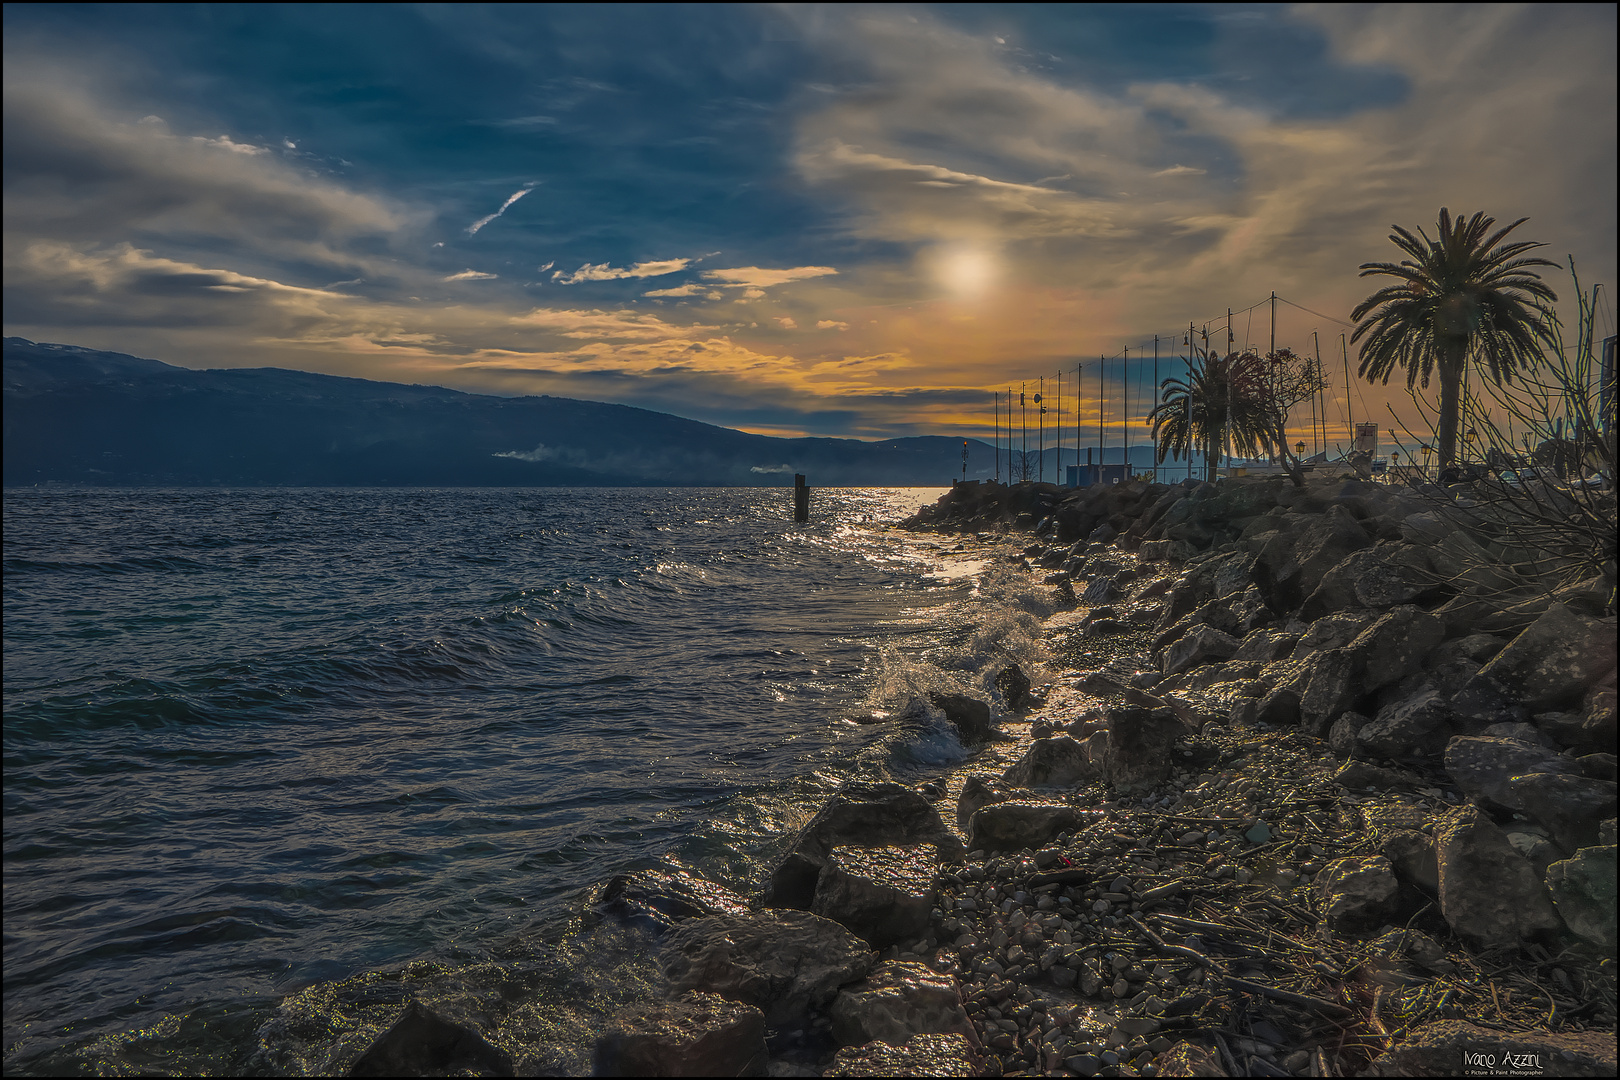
[1295,440,1306,457]
[1421,445,1432,479]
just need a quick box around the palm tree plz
[1150,337,1273,481]
[1351,208,1559,472]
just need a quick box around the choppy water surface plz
[3,487,1052,1074]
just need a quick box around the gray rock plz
[765,782,962,909]
[1333,760,1416,791]
[1545,845,1618,949]
[348,1000,513,1078]
[1380,830,1439,894]
[1443,736,1578,810]
[1290,610,1379,660]
[1300,649,1364,736]
[1002,736,1100,789]
[828,961,974,1048]
[1358,690,1453,758]
[663,910,873,1027]
[1425,633,1508,669]
[1434,808,1562,950]
[1315,856,1400,934]
[1364,1020,1617,1078]
[1104,705,1181,793]
[1162,626,1241,675]
[592,991,766,1078]
[1479,721,1558,749]
[996,664,1033,710]
[969,801,1086,853]
[1253,504,1371,614]
[1505,831,1561,879]
[594,869,753,935]
[928,692,996,745]
[1232,629,1300,664]
[822,1033,981,1077]
[1301,544,1434,618]
[1081,574,1122,605]
[1536,685,1619,752]
[1346,606,1447,694]
[957,775,1016,829]
[1475,603,1617,712]
[1328,712,1369,757]
[811,845,940,950]
[1503,773,1618,854]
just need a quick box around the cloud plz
[700,266,839,288]
[493,443,558,462]
[444,269,498,281]
[553,258,691,284]
[643,283,704,297]
[508,307,697,341]
[816,320,848,330]
[465,182,536,235]
[1152,164,1207,177]
[193,134,268,155]
[3,61,415,274]
[749,464,794,473]
[774,316,798,329]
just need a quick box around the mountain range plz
[4,338,1009,487]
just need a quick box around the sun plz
[931,244,998,300]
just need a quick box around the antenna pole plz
[1122,346,1131,481]
[1153,334,1159,483]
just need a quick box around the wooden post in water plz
[793,474,810,522]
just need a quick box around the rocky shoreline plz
[256,475,1615,1076]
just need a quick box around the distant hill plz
[3,338,1002,487]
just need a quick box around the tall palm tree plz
[1351,208,1559,472]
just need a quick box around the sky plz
[4,3,1616,445]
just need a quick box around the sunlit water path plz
[3,486,1054,1073]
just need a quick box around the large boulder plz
[1299,649,1364,736]
[1300,544,1435,619]
[765,782,962,909]
[347,1000,513,1078]
[594,869,752,935]
[1001,736,1099,789]
[956,775,1015,829]
[928,692,996,745]
[828,961,974,1048]
[968,801,1085,853]
[663,910,873,1027]
[1545,845,1618,949]
[1536,684,1618,752]
[1475,604,1617,712]
[810,845,939,950]
[1433,808,1562,950]
[1232,629,1300,664]
[1365,1020,1617,1077]
[823,1033,981,1078]
[1443,736,1579,810]
[1252,505,1370,614]
[1502,773,1618,853]
[1357,690,1454,758]
[592,992,766,1077]
[1162,626,1241,675]
[1380,830,1440,894]
[1346,606,1447,694]
[1104,704,1181,793]
[1315,856,1400,934]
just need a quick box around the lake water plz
[2,486,1055,1074]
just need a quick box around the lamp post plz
[1421,444,1432,480]
[1390,450,1399,483]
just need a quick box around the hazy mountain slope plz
[3,338,994,486]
